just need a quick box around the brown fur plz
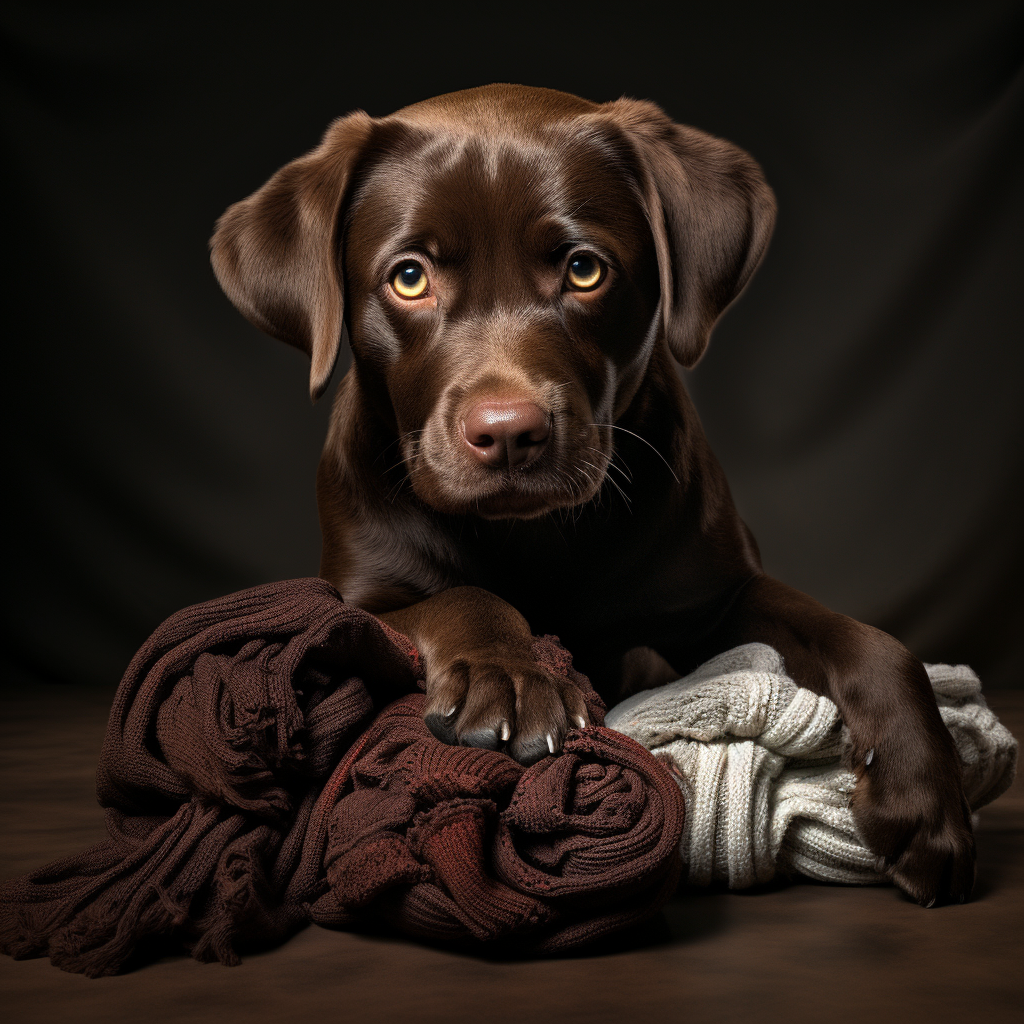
[211,84,974,905]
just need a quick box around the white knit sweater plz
[604,644,1017,889]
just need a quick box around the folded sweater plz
[605,643,1017,888]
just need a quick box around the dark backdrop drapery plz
[4,3,1022,689]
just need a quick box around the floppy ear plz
[210,111,374,401]
[604,99,776,368]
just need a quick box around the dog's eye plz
[565,253,604,291]
[391,261,429,299]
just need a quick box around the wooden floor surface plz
[1,683,1021,1024]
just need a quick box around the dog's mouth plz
[403,422,611,520]
[466,468,603,519]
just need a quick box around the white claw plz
[575,715,587,730]
[500,721,511,742]
[546,733,556,755]
[445,706,458,719]
[865,748,875,766]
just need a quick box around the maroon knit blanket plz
[0,579,684,976]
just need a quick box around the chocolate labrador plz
[211,84,974,906]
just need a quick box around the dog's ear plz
[210,111,374,401]
[603,99,776,368]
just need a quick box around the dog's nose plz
[462,401,551,468]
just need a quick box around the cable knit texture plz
[604,643,1018,888]
[0,579,683,976]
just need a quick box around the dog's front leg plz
[380,587,591,765]
[711,574,975,905]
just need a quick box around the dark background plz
[3,1,1022,691]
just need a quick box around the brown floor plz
[1,684,1021,1024]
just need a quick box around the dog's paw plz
[422,653,591,765]
[851,752,976,906]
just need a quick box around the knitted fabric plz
[0,580,684,976]
[604,643,1018,888]
[305,689,683,951]
[0,579,405,976]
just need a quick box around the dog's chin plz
[469,485,591,520]
[410,469,604,520]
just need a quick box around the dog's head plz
[211,84,774,519]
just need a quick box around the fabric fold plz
[0,579,409,975]
[1,580,684,975]
[605,643,1018,888]
[310,692,685,952]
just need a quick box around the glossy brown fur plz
[212,84,975,906]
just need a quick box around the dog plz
[211,83,974,906]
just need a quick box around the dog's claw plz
[423,649,582,765]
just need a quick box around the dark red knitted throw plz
[0,579,684,976]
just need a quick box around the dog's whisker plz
[578,456,630,512]
[605,475,633,512]
[377,429,424,465]
[375,437,402,464]
[607,460,632,484]
[592,423,681,485]
[555,467,583,523]
[593,445,634,484]
[385,470,411,504]
[584,444,631,486]
[576,446,632,512]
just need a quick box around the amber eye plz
[391,261,429,299]
[565,252,604,291]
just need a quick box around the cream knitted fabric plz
[604,644,1018,889]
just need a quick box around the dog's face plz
[211,85,775,519]
[342,96,663,518]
